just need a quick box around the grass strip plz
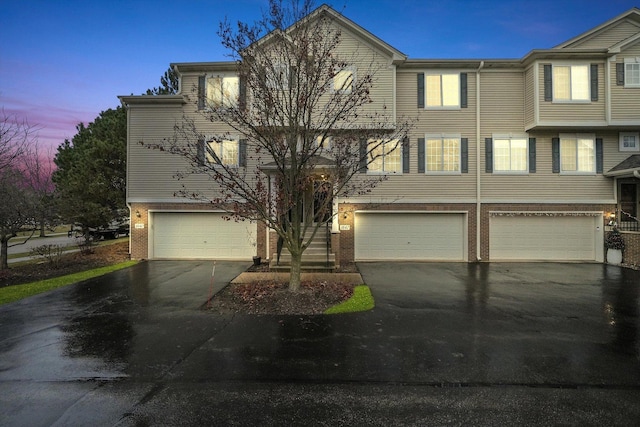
[325,285,374,315]
[0,260,138,306]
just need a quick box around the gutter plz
[476,61,484,261]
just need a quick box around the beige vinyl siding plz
[538,63,606,123]
[127,103,260,201]
[564,21,640,49]
[481,132,619,201]
[480,70,524,132]
[611,43,640,121]
[332,25,395,123]
[379,69,477,200]
[524,66,535,127]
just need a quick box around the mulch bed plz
[207,279,355,315]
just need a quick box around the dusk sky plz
[1,0,638,159]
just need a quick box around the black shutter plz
[417,73,425,108]
[418,138,425,173]
[596,138,603,174]
[544,64,552,102]
[529,138,536,173]
[239,76,247,110]
[402,138,410,173]
[197,139,205,166]
[461,138,468,173]
[289,66,298,88]
[460,73,468,108]
[485,138,493,173]
[590,64,598,101]
[616,63,625,86]
[239,139,247,167]
[198,75,206,110]
[552,137,560,173]
[359,140,367,173]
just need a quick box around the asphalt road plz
[7,233,79,255]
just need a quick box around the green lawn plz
[0,260,138,305]
[325,285,375,314]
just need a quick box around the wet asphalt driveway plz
[1,261,639,426]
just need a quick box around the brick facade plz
[621,232,640,268]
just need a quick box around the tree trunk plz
[39,217,46,238]
[288,250,302,292]
[0,238,9,271]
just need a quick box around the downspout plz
[121,98,133,257]
[476,61,484,261]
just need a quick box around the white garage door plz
[490,215,602,261]
[151,212,256,259]
[354,212,466,261]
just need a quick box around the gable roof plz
[254,4,407,64]
[555,7,640,49]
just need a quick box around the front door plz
[620,182,638,230]
[313,181,332,223]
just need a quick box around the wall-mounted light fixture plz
[135,210,141,218]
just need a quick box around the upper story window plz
[560,134,595,173]
[316,135,331,150]
[267,63,290,89]
[493,136,528,173]
[625,62,640,87]
[205,137,239,166]
[367,139,402,174]
[426,73,460,108]
[417,72,467,109]
[620,132,639,152]
[333,68,354,93]
[206,74,239,108]
[426,135,460,173]
[553,65,589,101]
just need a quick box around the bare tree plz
[0,110,33,171]
[147,1,412,290]
[0,111,42,270]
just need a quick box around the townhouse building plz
[120,5,640,267]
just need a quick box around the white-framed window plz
[553,64,590,101]
[493,136,528,173]
[316,135,331,150]
[426,135,460,173]
[425,73,460,108]
[206,74,239,108]
[205,137,239,166]
[625,61,640,87]
[333,68,354,93]
[560,134,595,173]
[620,132,640,152]
[367,138,402,174]
[267,63,290,89]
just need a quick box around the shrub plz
[29,244,65,269]
[605,229,625,251]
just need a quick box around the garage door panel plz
[355,213,465,261]
[490,215,599,261]
[152,212,255,259]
